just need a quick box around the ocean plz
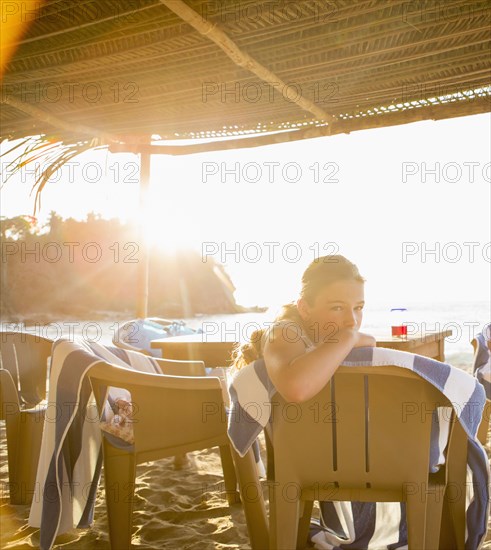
[10,299,490,374]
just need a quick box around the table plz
[151,334,238,367]
[151,330,453,367]
[375,330,452,362]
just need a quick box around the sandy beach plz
[0,428,266,550]
[1,310,490,549]
[0,424,489,549]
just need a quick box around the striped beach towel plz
[227,346,490,550]
[473,324,491,399]
[27,339,162,550]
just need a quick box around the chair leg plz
[274,481,301,550]
[424,479,445,550]
[268,478,278,550]
[231,447,269,550]
[405,491,427,550]
[439,497,458,550]
[444,419,468,550]
[7,409,44,505]
[297,499,314,550]
[445,477,466,550]
[219,445,241,505]
[172,452,189,468]
[4,409,21,504]
[102,446,137,550]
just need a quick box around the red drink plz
[391,325,408,338]
[390,307,408,339]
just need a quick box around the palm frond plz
[0,135,107,214]
[0,137,33,159]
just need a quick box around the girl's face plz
[297,279,365,343]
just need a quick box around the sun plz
[137,207,197,255]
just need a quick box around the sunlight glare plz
[137,203,197,255]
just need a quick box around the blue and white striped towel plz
[473,325,491,399]
[227,346,490,550]
[28,339,162,550]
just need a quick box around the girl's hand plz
[354,331,376,348]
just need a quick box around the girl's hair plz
[230,255,365,371]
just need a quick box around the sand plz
[0,426,266,549]
[1,410,490,549]
[1,424,490,549]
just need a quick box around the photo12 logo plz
[202,80,339,105]
[1,241,140,264]
[401,83,491,105]
[401,1,488,26]
[1,1,144,24]
[1,160,140,185]
[1,81,139,104]
[201,241,340,264]
[201,161,339,184]
[199,1,339,25]
[401,242,490,263]
[402,162,490,184]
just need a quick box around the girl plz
[231,255,409,550]
[232,254,376,401]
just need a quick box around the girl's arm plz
[263,324,375,403]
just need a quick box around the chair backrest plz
[271,366,451,490]
[88,362,228,462]
[112,319,169,357]
[0,332,52,411]
[113,318,202,358]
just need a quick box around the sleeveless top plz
[262,319,316,354]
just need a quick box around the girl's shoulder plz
[264,319,316,351]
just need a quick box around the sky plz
[1,112,490,308]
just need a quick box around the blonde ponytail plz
[230,328,265,371]
[230,302,302,371]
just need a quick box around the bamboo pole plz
[3,75,489,158]
[108,96,491,156]
[159,0,336,125]
[136,150,151,318]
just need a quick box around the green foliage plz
[0,215,37,240]
[1,212,238,319]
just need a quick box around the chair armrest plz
[0,368,21,419]
[89,361,221,391]
[155,358,206,376]
[88,362,228,460]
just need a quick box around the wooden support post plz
[136,150,151,318]
[160,0,335,124]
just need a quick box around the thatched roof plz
[1,0,490,152]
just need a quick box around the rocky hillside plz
[1,213,264,321]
